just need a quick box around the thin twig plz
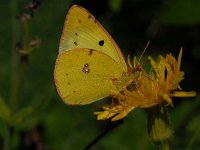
[84,119,123,150]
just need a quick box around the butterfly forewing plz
[59,5,127,72]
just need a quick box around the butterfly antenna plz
[138,40,151,63]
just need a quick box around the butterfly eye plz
[126,82,137,92]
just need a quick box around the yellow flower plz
[95,48,196,121]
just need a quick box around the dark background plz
[0,0,200,149]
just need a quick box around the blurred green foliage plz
[159,0,200,25]
[0,0,199,149]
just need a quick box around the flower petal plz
[171,91,196,97]
[111,106,135,121]
[178,48,183,70]
[94,111,117,120]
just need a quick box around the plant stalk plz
[146,106,173,150]
[3,125,13,150]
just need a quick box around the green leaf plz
[188,116,200,132]
[185,115,200,149]
[0,97,11,122]
[11,106,33,125]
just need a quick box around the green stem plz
[146,106,173,150]
[10,4,30,112]
[23,21,30,50]
[158,140,170,150]
[185,125,200,150]
[5,0,19,149]
[8,0,30,149]
[11,56,27,112]
[10,0,19,111]
[3,124,13,150]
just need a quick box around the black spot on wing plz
[68,82,70,85]
[78,19,81,23]
[74,41,78,46]
[99,40,104,46]
[89,49,93,56]
[66,73,69,76]
[88,15,92,19]
[75,32,78,36]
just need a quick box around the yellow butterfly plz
[54,5,135,105]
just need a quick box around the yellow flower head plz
[95,48,196,121]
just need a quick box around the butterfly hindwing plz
[54,48,123,105]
